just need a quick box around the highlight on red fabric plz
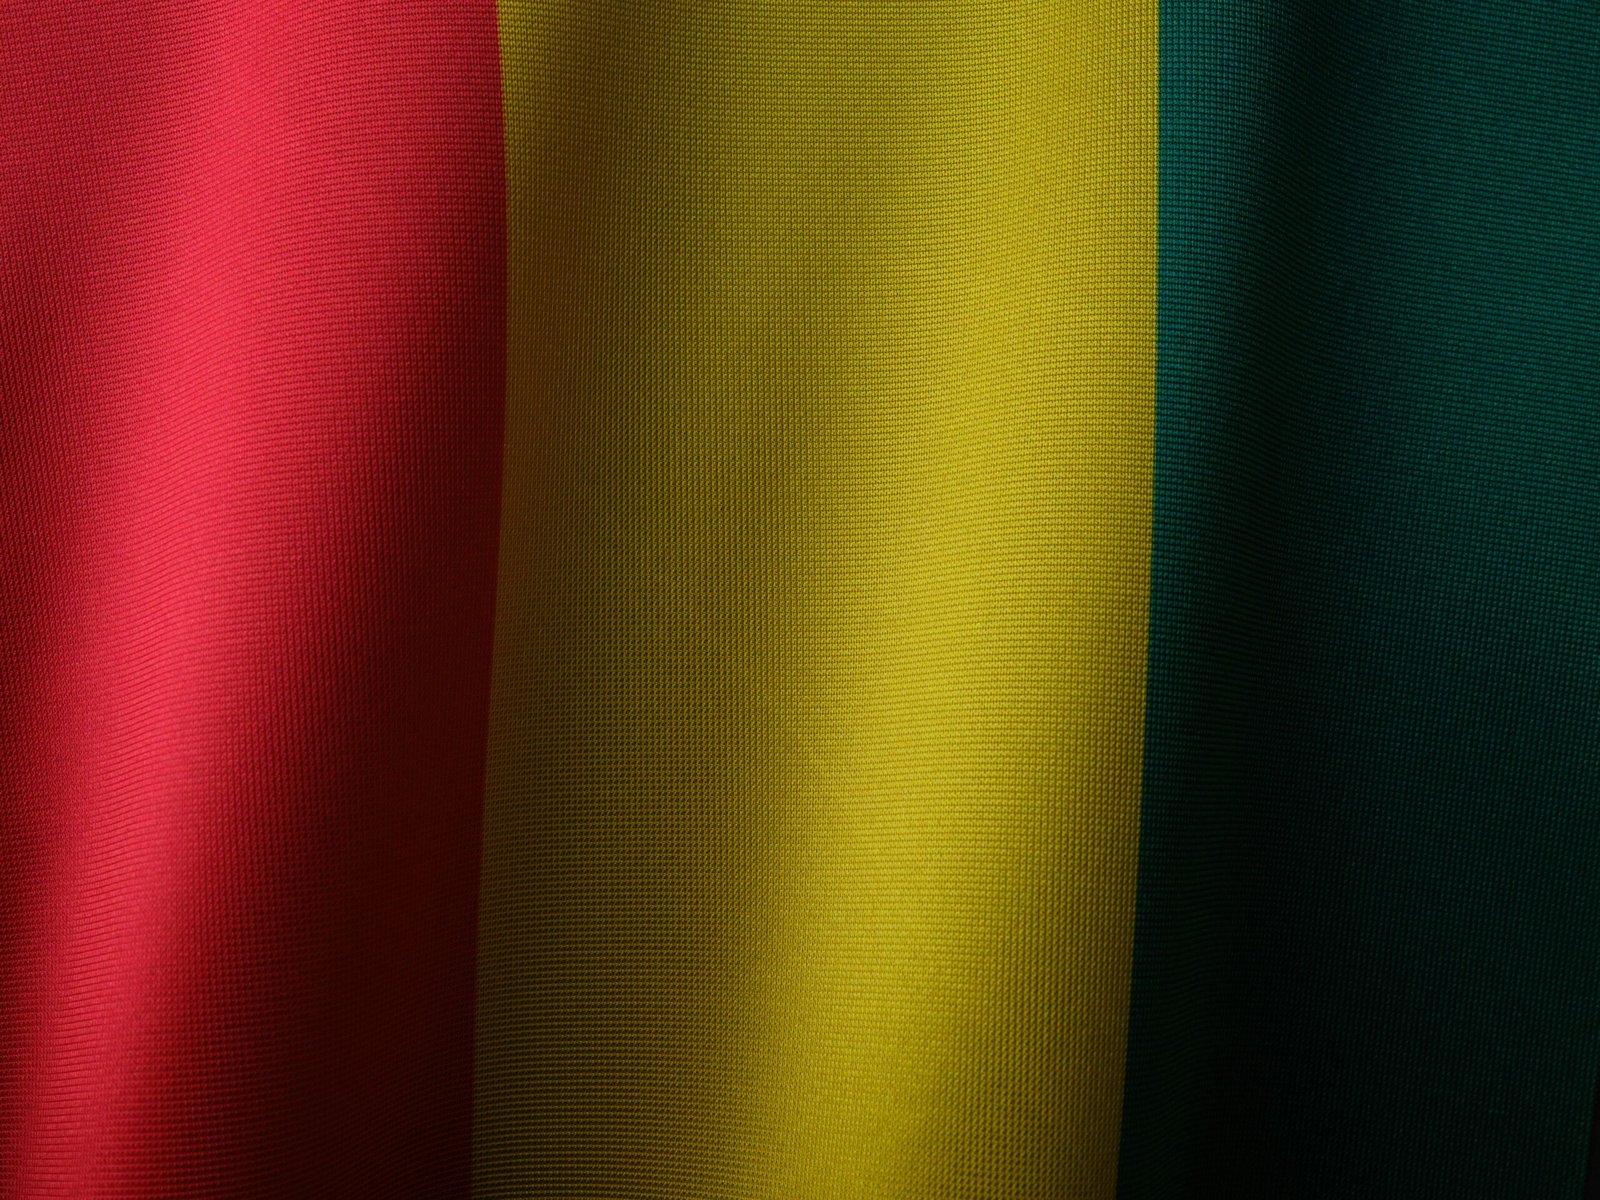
[0,4,505,1195]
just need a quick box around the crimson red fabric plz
[0,4,505,1195]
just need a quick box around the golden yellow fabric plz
[476,3,1156,1195]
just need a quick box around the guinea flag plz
[1,3,1597,1197]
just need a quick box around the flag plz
[2,3,1597,1196]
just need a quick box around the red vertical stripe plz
[0,5,504,1195]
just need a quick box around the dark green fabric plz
[1121,2,1600,1194]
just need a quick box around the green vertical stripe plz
[1121,2,1600,1195]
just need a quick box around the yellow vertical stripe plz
[477,3,1156,1196]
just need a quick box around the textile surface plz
[0,3,1596,1197]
